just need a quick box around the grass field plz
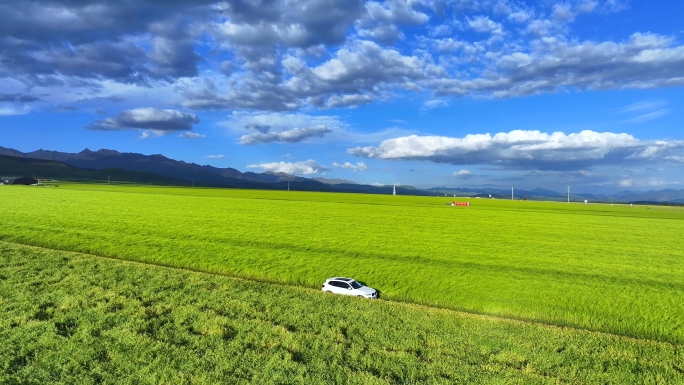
[2,241,683,384]
[1,184,684,346]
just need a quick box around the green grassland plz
[1,184,684,346]
[2,241,683,384]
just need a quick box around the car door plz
[329,281,352,295]
[328,281,344,294]
[338,282,353,296]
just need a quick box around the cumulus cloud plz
[349,130,684,171]
[467,16,503,35]
[240,126,332,144]
[333,161,369,171]
[185,39,433,111]
[0,1,206,85]
[355,0,430,44]
[453,169,471,177]
[211,0,364,49]
[205,155,225,158]
[224,112,335,144]
[220,111,407,144]
[247,160,329,175]
[432,33,684,98]
[3,0,684,115]
[87,108,200,136]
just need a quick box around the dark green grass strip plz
[1,241,683,384]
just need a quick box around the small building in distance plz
[1,176,17,184]
[11,177,38,185]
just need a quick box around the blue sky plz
[2,0,684,193]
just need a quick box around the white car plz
[322,277,378,298]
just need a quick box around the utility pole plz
[108,175,110,185]
[567,186,570,203]
[393,184,396,196]
[288,181,290,191]
[511,187,514,200]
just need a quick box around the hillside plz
[0,149,431,195]
[4,146,684,202]
[0,155,188,185]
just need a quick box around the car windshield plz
[350,281,362,289]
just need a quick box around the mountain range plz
[0,147,427,195]
[2,146,684,203]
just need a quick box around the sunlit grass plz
[1,242,682,384]
[2,184,684,343]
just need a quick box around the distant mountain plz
[610,189,684,203]
[0,146,265,186]
[3,146,683,203]
[243,172,311,183]
[0,154,189,185]
[0,147,431,195]
[428,186,563,198]
[312,177,358,185]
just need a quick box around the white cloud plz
[205,155,225,159]
[617,100,670,123]
[421,99,449,112]
[240,126,332,144]
[179,132,205,138]
[508,11,531,23]
[442,33,684,98]
[619,178,667,187]
[467,16,503,35]
[139,130,167,139]
[247,160,329,175]
[0,104,33,115]
[221,111,340,144]
[349,130,684,171]
[454,169,471,177]
[356,0,430,43]
[221,111,346,132]
[4,0,684,118]
[429,23,452,37]
[87,108,199,134]
[617,101,669,113]
[627,109,670,124]
[220,111,414,145]
[603,0,629,13]
[333,161,369,171]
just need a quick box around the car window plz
[329,281,344,288]
[350,281,362,289]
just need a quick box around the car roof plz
[327,277,353,282]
